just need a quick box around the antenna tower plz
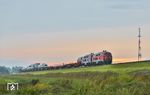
[138,28,142,61]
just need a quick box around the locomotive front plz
[103,51,112,64]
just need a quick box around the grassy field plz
[0,61,150,95]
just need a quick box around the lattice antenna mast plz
[138,28,142,61]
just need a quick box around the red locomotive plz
[77,50,112,65]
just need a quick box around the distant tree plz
[0,66,10,74]
[11,66,23,73]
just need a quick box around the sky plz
[0,0,150,67]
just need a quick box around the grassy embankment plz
[0,61,150,95]
[24,61,150,74]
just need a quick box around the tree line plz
[0,66,23,74]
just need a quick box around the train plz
[20,50,112,72]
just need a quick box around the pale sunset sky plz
[0,0,150,67]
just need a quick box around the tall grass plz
[0,70,150,95]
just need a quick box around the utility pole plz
[138,28,142,61]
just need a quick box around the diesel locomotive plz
[77,50,112,65]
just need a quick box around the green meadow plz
[0,61,150,95]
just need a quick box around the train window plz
[84,56,87,58]
[96,54,100,56]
